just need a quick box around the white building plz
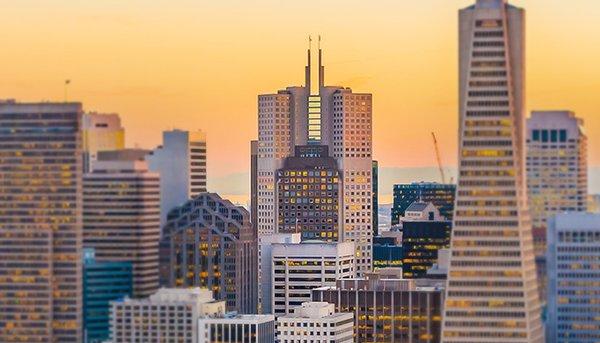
[146,129,207,227]
[83,157,160,298]
[82,112,125,172]
[271,241,355,316]
[256,43,373,280]
[198,314,275,343]
[442,1,544,342]
[276,302,353,343]
[258,233,301,314]
[110,288,225,343]
[547,213,600,343]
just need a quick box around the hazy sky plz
[1,0,599,186]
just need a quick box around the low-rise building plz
[198,314,276,343]
[276,302,353,343]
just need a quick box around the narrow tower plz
[442,1,544,341]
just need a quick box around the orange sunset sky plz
[1,0,599,201]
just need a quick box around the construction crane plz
[431,132,447,184]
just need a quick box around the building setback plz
[257,43,373,277]
[146,129,207,227]
[312,271,445,342]
[276,302,354,343]
[547,213,600,342]
[81,112,125,172]
[391,182,456,225]
[271,241,355,316]
[161,193,258,314]
[0,101,83,343]
[198,314,276,343]
[83,157,160,298]
[82,248,132,343]
[442,0,544,341]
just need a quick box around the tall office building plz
[442,1,544,341]
[82,248,132,343]
[161,193,257,314]
[81,112,125,172]
[146,129,207,227]
[372,160,379,237]
[527,111,587,256]
[276,145,341,241]
[276,302,354,343]
[391,182,456,225]
[0,101,83,342]
[547,213,600,342]
[257,41,373,275]
[83,155,160,298]
[111,288,226,343]
[271,241,355,316]
[251,140,259,237]
[313,270,445,342]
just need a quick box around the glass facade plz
[402,221,452,279]
[392,183,456,225]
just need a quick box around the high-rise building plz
[271,241,355,316]
[258,233,301,314]
[111,288,226,343]
[0,101,83,343]
[391,182,456,225]
[442,1,544,341]
[198,314,276,343]
[82,248,132,343]
[276,145,341,241]
[251,140,259,237]
[372,160,379,237]
[146,129,207,227]
[401,202,452,279]
[161,193,257,314]
[372,233,403,270]
[83,156,160,298]
[527,111,588,300]
[547,213,600,342]
[276,302,354,343]
[312,270,445,342]
[257,41,373,275]
[81,112,125,172]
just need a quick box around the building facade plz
[83,157,160,298]
[276,302,353,343]
[161,193,258,314]
[0,101,83,343]
[442,1,544,341]
[198,314,276,343]
[547,213,600,342]
[312,272,445,342]
[110,288,226,343]
[257,43,373,276]
[271,241,355,316]
[372,160,379,237]
[146,129,207,227]
[276,145,342,241]
[82,248,132,343]
[81,112,125,172]
[391,182,456,225]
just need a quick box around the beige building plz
[276,302,353,343]
[82,112,125,172]
[442,0,544,342]
[111,288,225,343]
[256,43,373,293]
[0,101,83,342]
[83,155,160,298]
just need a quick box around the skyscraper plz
[257,40,373,275]
[83,154,160,298]
[526,111,587,274]
[81,112,125,172]
[372,160,379,237]
[547,213,600,342]
[442,1,544,341]
[161,193,257,314]
[0,101,83,342]
[146,129,207,227]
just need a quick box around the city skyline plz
[1,1,600,196]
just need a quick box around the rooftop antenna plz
[64,79,71,102]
